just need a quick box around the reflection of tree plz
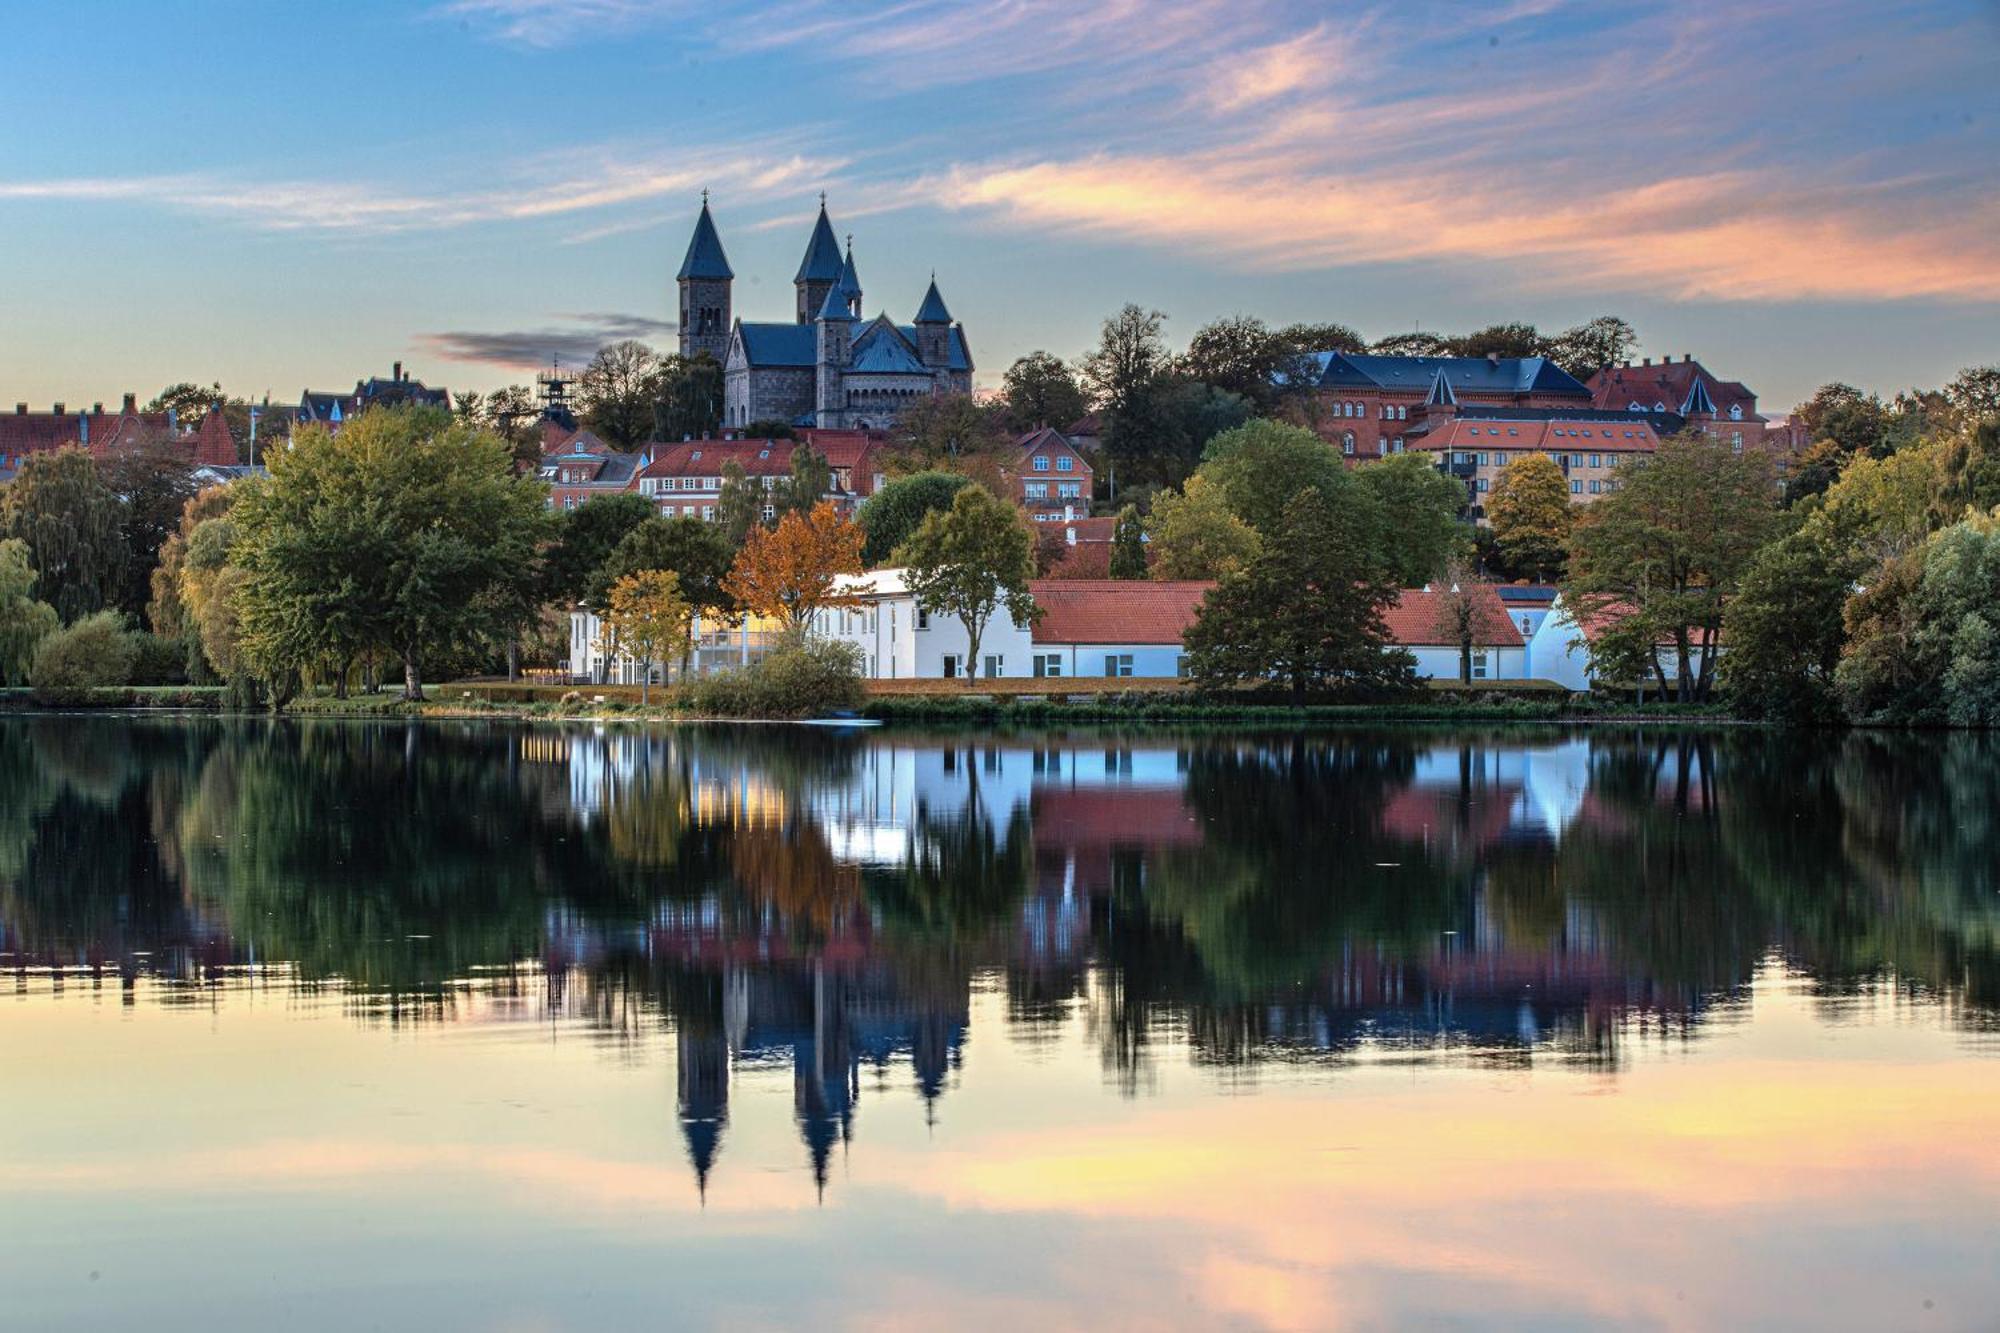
[865,802,1032,944]
[729,819,862,935]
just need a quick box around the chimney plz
[393,361,404,382]
[52,402,64,415]
[1065,525,1077,546]
[92,402,103,415]
[1641,357,1651,366]
[13,404,24,416]
[123,392,137,413]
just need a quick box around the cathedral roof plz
[794,202,844,284]
[736,320,971,372]
[677,200,733,281]
[1307,353,1590,398]
[914,278,952,324]
[847,317,927,374]
[838,242,861,296]
[818,281,855,321]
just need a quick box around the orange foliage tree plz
[721,501,864,633]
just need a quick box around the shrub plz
[30,612,138,691]
[126,631,190,686]
[684,636,864,718]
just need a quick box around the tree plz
[1933,419,2000,526]
[590,515,735,616]
[597,570,691,704]
[99,446,198,618]
[1,448,125,622]
[578,339,662,448]
[891,393,1012,487]
[1109,505,1148,579]
[772,445,832,520]
[1081,305,1173,485]
[1565,434,1779,701]
[1455,322,1545,359]
[1149,380,1253,487]
[857,471,971,566]
[1179,315,1302,410]
[182,512,249,683]
[1943,365,2000,430]
[999,352,1087,432]
[1909,512,2000,727]
[1485,453,1573,582]
[1721,526,1866,723]
[149,486,236,674]
[485,385,543,460]
[897,486,1040,683]
[1834,549,1927,723]
[0,539,59,686]
[713,462,765,546]
[1144,474,1261,580]
[1429,556,1483,684]
[1276,321,1365,356]
[1806,442,1940,564]
[722,502,864,633]
[543,493,656,608]
[1184,488,1412,704]
[1795,382,1890,461]
[1370,331,1455,357]
[1545,317,1639,378]
[651,353,724,442]
[231,406,548,700]
[1354,452,1468,586]
[29,611,136,690]
[1196,419,1363,537]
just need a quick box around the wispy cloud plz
[418,313,676,371]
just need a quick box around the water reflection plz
[1,717,1996,1204]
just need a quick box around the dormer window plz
[691,449,703,460]
[759,448,770,458]
[1728,404,1743,421]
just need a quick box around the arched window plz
[1728,404,1743,421]
[1340,432,1355,455]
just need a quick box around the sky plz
[2,0,1996,413]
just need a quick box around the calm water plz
[0,718,1995,1331]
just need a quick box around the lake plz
[0,716,1994,1331]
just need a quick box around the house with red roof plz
[1007,427,1093,523]
[1382,584,1528,681]
[0,394,240,479]
[1526,594,1721,692]
[634,434,881,521]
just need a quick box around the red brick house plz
[1293,352,1593,462]
[0,394,239,477]
[635,435,883,520]
[1009,427,1094,522]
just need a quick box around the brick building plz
[0,393,239,477]
[1295,352,1593,460]
[1009,428,1094,522]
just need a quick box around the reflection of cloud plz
[418,313,675,371]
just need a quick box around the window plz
[1508,428,1519,436]
[1176,655,1190,678]
[1033,455,1050,471]
[1729,404,1743,421]
[983,654,1004,678]
[1032,654,1063,678]
[1058,482,1083,498]
[1396,405,1407,420]
[1476,477,1489,493]
[941,654,961,679]
[916,609,930,630]
[1570,480,1583,494]
[1341,432,1355,455]
[1476,452,1487,466]
[1104,653,1134,678]
[761,505,775,520]
[1390,437,1405,453]
[1025,482,1048,499]
[1589,454,1601,468]
[1589,479,1602,494]
[1472,651,1490,680]
[1731,432,1743,453]
[702,505,714,520]
[1056,456,1074,471]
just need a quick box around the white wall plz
[1525,599,1719,692]
[1408,644,1530,682]
[1027,642,1187,680]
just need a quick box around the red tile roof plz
[1585,359,1760,419]
[1382,585,1524,647]
[1028,579,1212,645]
[1421,418,1659,452]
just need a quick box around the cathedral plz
[676,196,973,431]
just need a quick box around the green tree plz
[1934,419,2000,526]
[1184,488,1411,704]
[1545,316,1639,378]
[1909,513,2000,727]
[578,339,662,448]
[1565,434,1779,701]
[651,353,724,442]
[897,486,1040,683]
[1795,382,1890,461]
[231,406,548,700]
[1721,526,1866,722]
[590,515,735,616]
[29,611,137,690]
[1276,321,1365,356]
[1943,365,2000,430]
[1178,315,1297,410]
[1144,474,1261,580]
[99,446,199,618]
[999,352,1088,432]
[1485,453,1573,582]
[1108,504,1149,579]
[1081,305,1173,486]
[148,486,236,678]
[1196,419,1362,538]
[1354,452,1468,585]
[857,471,971,566]
[890,393,1012,484]
[543,493,656,608]
[1,447,125,622]
[772,445,832,520]
[1370,330,1455,357]
[1455,322,1544,359]
[1150,380,1253,487]
[713,461,764,546]
[597,569,691,705]
[0,539,59,685]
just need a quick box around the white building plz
[568,608,776,685]
[1526,594,1719,692]
[1383,585,1531,682]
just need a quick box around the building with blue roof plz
[1294,349,1591,461]
[675,197,973,431]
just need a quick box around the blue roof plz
[794,204,843,284]
[1680,377,1717,416]
[676,201,733,281]
[1424,366,1457,407]
[847,319,926,374]
[914,278,952,324]
[838,244,861,297]
[737,323,818,367]
[818,280,856,321]
[1310,353,1590,399]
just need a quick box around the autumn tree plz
[897,486,1040,683]
[1486,453,1573,582]
[1144,474,1261,580]
[1184,488,1411,704]
[891,393,1012,487]
[598,569,691,704]
[578,339,661,448]
[1,448,125,622]
[149,485,236,678]
[722,501,864,633]
[999,352,1088,432]
[1565,434,1779,702]
[1108,505,1148,579]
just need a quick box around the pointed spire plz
[838,235,860,297]
[914,275,952,325]
[794,198,843,284]
[1424,366,1458,407]
[817,279,853,321]
[1680,375,1717,417]
[677,197,733,281]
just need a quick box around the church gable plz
[846,317,926,374]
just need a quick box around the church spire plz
[914,275,952,325]
[676,196,733,281]
[794,199,843,285]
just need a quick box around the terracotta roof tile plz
[1382,585,1524,647]
[1028,579,1211,645]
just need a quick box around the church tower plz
[914,276,953,368]
[676,195,733,363]
[794,195,844,324]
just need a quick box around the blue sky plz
[2,0,1996,412]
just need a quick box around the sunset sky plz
[3,0,1996,411]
